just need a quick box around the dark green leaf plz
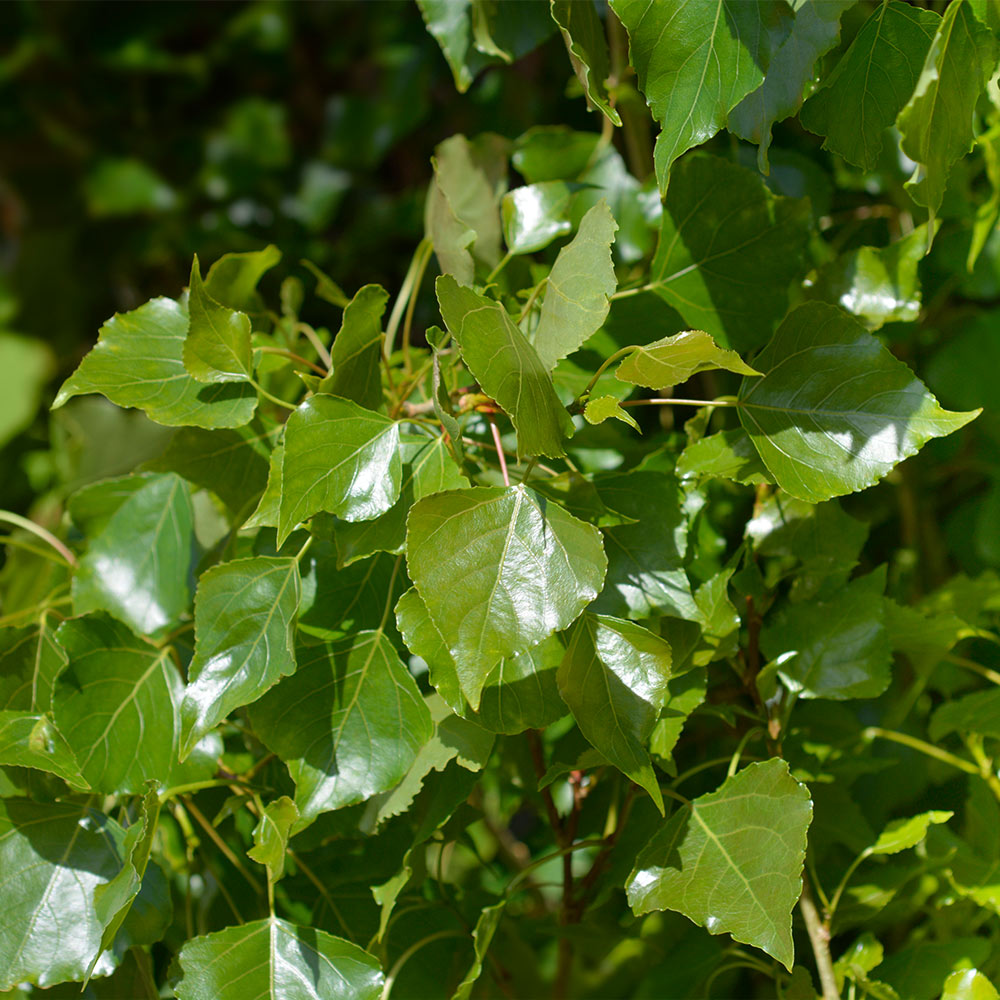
[183,256,253,384]
[930,688,1000,741]
[451,901,505,1000]
[552,0,621,125]
[247,796,299,883]
[319,284,388,412]
[0,617,68,714]
[616,330,759,390]
[475,635,567,734]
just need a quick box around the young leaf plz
[277,394,402,546]
[173,917,383,1000]
[676,428,772,486]
[179,556,300,757]
[738,302,979,503]
[451,901,506,1000]
[247,796,299,883]
[318,283,389,412]
[626,758,812,971]
[867,810,953,856]
[436,275,573,458]
[583,394,639,431]
[0,712,87,788]
[183,256,254,384]
[616,330,759,390]
[203,244,281,311]
[248,631,433,823]
[557,613,672,813]
[406,485,606,708]
[552,0,621,125]
[53,298,258,428]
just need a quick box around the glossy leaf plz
[0,712,87,788]
[501,182,573,254]
[583,394,639,431]
[626,758,812,970]
[247,796,299,883]
[183,256,253,384]
[676,428,771,486]
[179,557,300,756]
[406,485,606,708]
[173,917,383,1000]
[436,274,574,458]
[738,303,979,502]
[248,631,433,823]
[476,636,567,734]
[0,617,68,715]
[610,0,793,192]
[557,613,672,812]
[552,0,620,125]
[942,970,1000,1000]
[319,283,388,412]
[53,298,258,428]
[277,394,402,545]
[616,330,759,390]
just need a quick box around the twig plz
[799,878,839,1000]
[0,510,77,567]
[489,415,510,487]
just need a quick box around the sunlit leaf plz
[183,255,253,384]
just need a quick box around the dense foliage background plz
[3,1,1000,998]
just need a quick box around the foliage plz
[2,1,1000,998]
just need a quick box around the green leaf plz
[436,274,574,458]
[396,585,465,712]
[244,440,284,529]
[0,712,87,788]
[930,688,1000,741]
[761,569,892,700]
[610,0,793,192]
[179,556,300,757]
[867,810,953,856]
[584,395,639,431]
[616,330,759,390]
[183,256,253,384]
[476,636,567,734]
[729,0,855,172]
[451,901,505,1000]
[277,394,402,546]
[942,970,1000,1000]
[626,758,812,971]
[72,472,194,636]
[247,796,299,883]
[319,283,388,412]
[530,200,617,371]
[501,181,574,254]
[557,613,672,813]
[406,485,606,709]
[0,617,68,715]
[738,302,979,502]
[800,1,940,171]
[173,917,383,1000]
[248,631,433,824]
[676,428,772,486]
[53,298,258,429]
[0,332,53,450]
[648,154,810,353]
[54,614,210,793]
[301,259,350,308]
[897,0,996,218]
[552,0,621,125]
[203,245,281,312]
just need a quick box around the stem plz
[0,510,77,567]
[289,849,355,941]
[517,278,548,325]
[799,877,839,1000]
[294,535,314,563]
[382,931,467,1000]
[401,240,433,374]
[489,416,510,487]
[520,458,537,484]
[297,323,332,371]
[250,379,297,412]
[964,734,1000,804]
[385,238,432,360]
[256,345,327,375]
[619,397,739,409]
[863,726,980,775]
[182,796,264,895]
[825,851,870,927]
[582,346,637,397]
[610,283,654,300]
[947,652,1000,687]
[486,251,513,284]
[159,778,251,803]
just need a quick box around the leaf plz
[476,636,567,734]
[626,758,812,971]
[930,688,1000,741]
[436,274,574,458]
[179,556,300,757]
[301,259,350,308]
[72,472,194,636]
[248,631,433,824]
[557,613,672,813]
[867,810,953,856]
[277,394,402,546]
[501,181,574,254]
[616,330,759,390]
[530,200,618,371]
[0,332,53,449]
[247,796,299,883]
[319,283,388,412]
[799,1,940,171]
[609,0,793,192]
[451,901,505,1000]
[738,302,979,503]
[244,440,284,529]
[0,616,68,715]
[552,0,621,125]
[173,917,383,1000]
[183,256,253,384]
[0,712,87,788]
[53,298,258,429]
[406,485,606,708]
[584,395,639,431]
[729,0,855,172]
[203,245,281,312]
[676,428,772,486]
[897,0,996,218]
[54,614,210,793]
[396,585,465,711]
[760,569,892,700]
[942,970,1000,1000]
[648,154,810,353]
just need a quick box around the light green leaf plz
[319,283,388,412]
[584,395,639,431]
[501,181,574,254]
[72,472,194,636]
[0,712,87,788]
[203,245,281,312]
[247,796,299,883]
[557,613,672,813]
[876,939,990,1000]
[54,614,209,793]
[0,332,52,449]
[396,585,465,712]
[761,568,892,700]
[179,556,300,757]
[800,1,940,171]
[626,758,812,971]
[248,631,433,824]
[729,0,855,172]
[244,440,283,529]
[648,154,810,352]
[174,917,383,1000]
[531,200,617,371]
[53,297,258,428]
[738,302,979,502]
[676,428,772,486]
[930,688,1000,741]
[183,256,253,384]
[898,0,996,218]
[436,274,574,458]
[83,157,177,216]
[451,901,506,1000]
[617,330,759,390]
[649,670,707,766]
[277,394,402,546]
[552,0,621,125]
[610,0,792,192]
[942,970,1000,1000]
[406,485,606,709]
[867,810,953,856]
